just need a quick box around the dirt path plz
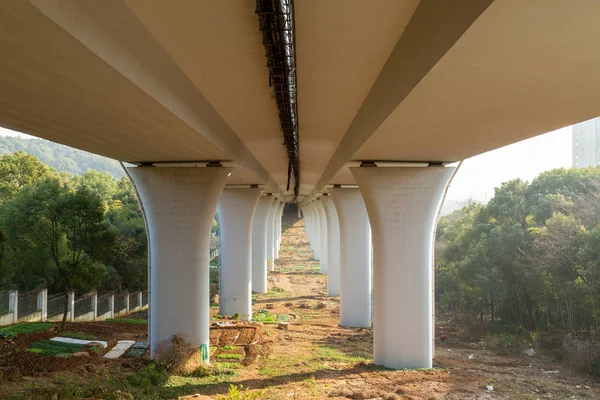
[198,217,600,399]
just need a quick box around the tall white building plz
[572,117,600,168]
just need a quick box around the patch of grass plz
[218,353,242,360]
[59,331,97,340]
[313,345,370,363]
[0,322,53,335]
[276,314,291,322]
[105,318,147,325]
[185,364,238,378]
[252,313,266,322]
[27,339,86,356]
[221,345,237,351]
[264,314,277,323]
[128,362,170,387]
[218,384,264,400]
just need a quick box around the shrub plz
[218,384,263,400]
[127,362,170,387]
[491,334,520,355]
[563,333,600,377]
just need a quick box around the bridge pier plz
[266,198,279,271]
[252,195,275,294]
[309,203,321,260]
[316,198,328,274]
[275,201,284,258]
[322,195,340,296]
[127,166,230,362]
[330,187,372,328]
[352,166,455,369]
[217,187,262,320]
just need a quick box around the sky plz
[0,126,573,203]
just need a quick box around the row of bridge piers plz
[127,164,455,369]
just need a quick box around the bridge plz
[1,0,599,369]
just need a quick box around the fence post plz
[91,292,98,321]
[109,293,115,318]
[9,290,18,324]
[37,289,48,322]
[68,292,75,322]
[137,291,142,311]
[125,291,130,315]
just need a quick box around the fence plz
[47,294,66,318]
[0,291,9,316]
[0,289,148,327]
[18,291,38,318]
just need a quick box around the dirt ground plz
[1,216,599,399]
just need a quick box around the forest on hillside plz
[0,136,123,178]
[435,167,600,375]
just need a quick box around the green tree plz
[0,151,55,204]
[1,178,113,328]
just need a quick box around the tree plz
[1,178,113,328]
[0,151,55,204]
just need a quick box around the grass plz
[105,318,147,325]
[221,345,237,351]
[59,331,97,340]
[0,322,53,336]
[276,314,291,322]
[27,340,87,356]
[313,345,370,363]
[217,353,242,360]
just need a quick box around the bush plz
[218,384,263,400]
[563,333,600,376]
[127,362,170,387]
[491,334,520,355]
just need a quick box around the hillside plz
[0,136,123,178]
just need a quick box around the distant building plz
[573,117,600,168]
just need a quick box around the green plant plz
[218,384,263,400]
[218,353,242,360]
[221,345,237,351]
[0,322,53,336]
[59,331,97,340]
[27,340,86,356]
[105,318,147,325]
[0,331,16,340]
[491,333,519,355]
[127,362,170,387]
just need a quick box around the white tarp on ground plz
[50,337,108,348]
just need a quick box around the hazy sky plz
[0,126,573,203]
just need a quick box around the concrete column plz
[266,199,278,271]
[109,293,115,318]
[9,290,18,324]
[275,202,284,258]
[137,292,143,311]
[37,289,48,322]
[352,166,455,369]
[128,166,230,361]
[91,292,98,321]
[308,203,320,260]
[125,291,130,314]
[252,195,275,294]
[68,292,75,322]
[330,187,372,328]
[322,195,340,296]
[217,187,262,320]
[316,199,328,274]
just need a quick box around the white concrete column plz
[316,199,328,274]
[68,291,75,322]
[308,203,320,260]
[352,166,455,369]
[330,188,372,328]
[124,290,130,314]
[9,290,18,324]
[91,292,98,321]
[252,195,275,294]
[128,166,230,362]
[266,198,278,271]
[275,202,284,258]
[37,289,48,322]
[109,293,115,318]
[217,187,262,320]
[322,195,340,296]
